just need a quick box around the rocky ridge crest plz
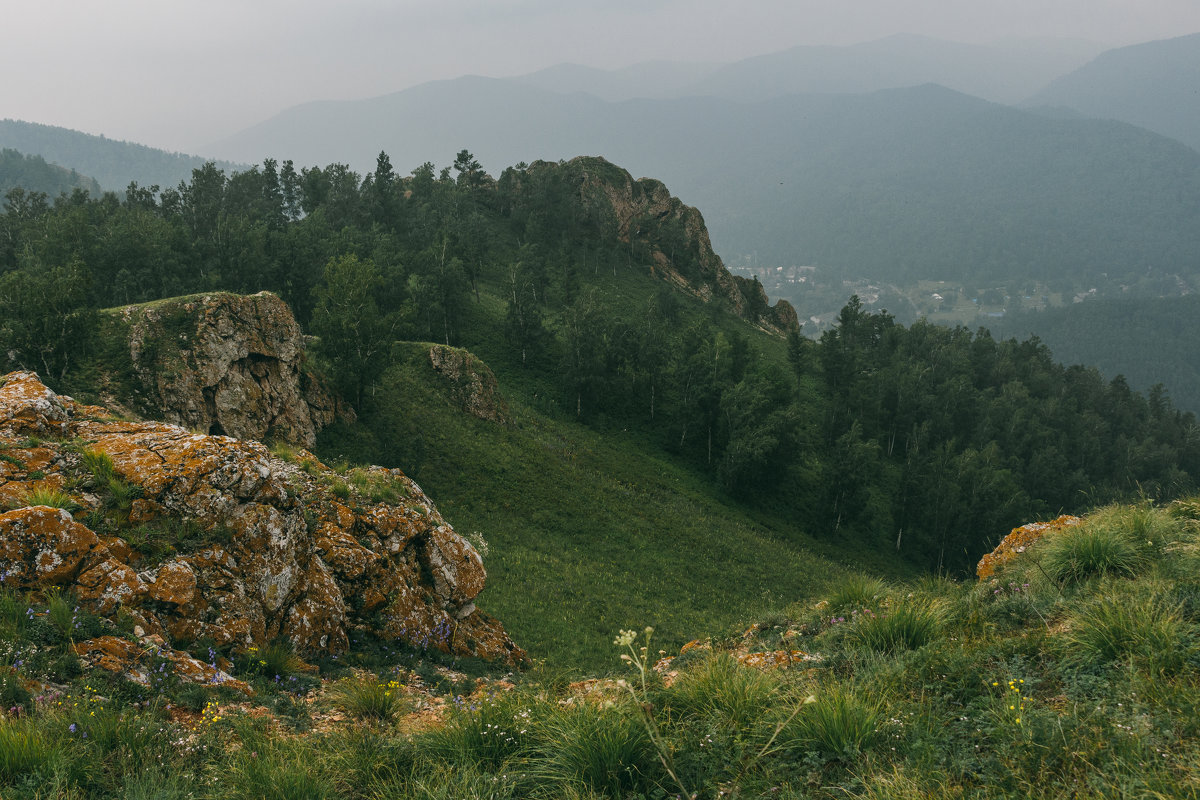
[519,157,799,335]
[0,371,524,683]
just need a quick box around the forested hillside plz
[0,148,100,197]
[991,296,1200,413]
[0,153,1194,589]
[0,119,243,191]
[1026,32,1200,152]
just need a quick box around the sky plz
[3,0,1199,153]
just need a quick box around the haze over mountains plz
[199,34,1200,294]
[1026,32,1200,152]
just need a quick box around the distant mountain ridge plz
[688,34,1104,104]
[507,35,1103,104]
[0,119,244,191]
[1025,33,1200,152]
[205,79,1200,290]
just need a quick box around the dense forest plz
[992,295,1200,414]
[0,153,1196,573]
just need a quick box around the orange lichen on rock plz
[74,636,252,695]
[0,370,526,681]
[976,514,1083,579]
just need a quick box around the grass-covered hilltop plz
[1,154,1199,797]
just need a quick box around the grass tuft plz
[332,675,408,722]
[1042,517,1149,585]
[783,685,880,759]
[828,574,888,612]
[853,600,945,653]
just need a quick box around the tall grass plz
[1067,593,1186,674]
[1042,522,1148,585]
[853,601,946,653]
[665,652,780,729]
[535,703,654,797]
[783,685,880,759]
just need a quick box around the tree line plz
[1,153,1196,573]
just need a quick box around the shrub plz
[854,601,945,653]
[1042,522,1147,585]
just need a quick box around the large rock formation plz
[428,345,510,424]
[99,291,348,448]
[0,371,524,668]
[504,157,799,336]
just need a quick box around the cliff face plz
[100,291,348,448]
[516,157,799,335]
[0,371,524,670]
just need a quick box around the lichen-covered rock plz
[0,371,525,669]
[101,291,352,447]
[73,636,251,695]
[428,345,509,424]
[976,515,1083,580]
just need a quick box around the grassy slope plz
[318,267,913,673]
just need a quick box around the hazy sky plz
[4,0,1199,153]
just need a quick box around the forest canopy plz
[0,153,1195,574]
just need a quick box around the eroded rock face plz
[0,371,524,667]
[104,291,350,448]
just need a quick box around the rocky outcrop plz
[508,157,799,336]
[975,514,1082,579]
[101,291,349,448]
[0,371,524,670]
[428,345,509,424]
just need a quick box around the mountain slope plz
[1025,33,1200,152]
[0,119,243,191]
[693,34,1103,104]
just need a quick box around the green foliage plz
[309,254,399,406]
[331,675,407,722]
[423,691,538,769]
[666,653,781,729]
[852,600,946,653]
[0,149,101,198]
[536,703,654,796]
[11,487,77,511]
[782,685,880,759]
[0,256,97,385]
[1042,519,1149,585]
[0,721,51,785]
[827,575,889,612]
[1066,593,1186,674]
